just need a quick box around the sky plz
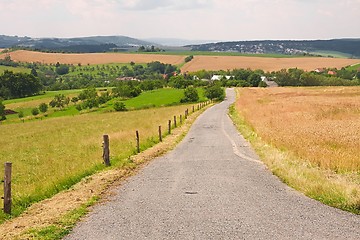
[0,0,359,41]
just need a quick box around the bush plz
[181,86,199,103]
[18,111,24,118]
[39,103,48,113]
[185,55,194,63]
[31,108,39,116]
[113,101,127,111]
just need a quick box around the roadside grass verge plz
[0,103,198,223]
[23,196,99,240]
[229,87,360,214]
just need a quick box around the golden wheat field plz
[181,55,360,72]
[0,50,185,65]
[235,87,360,172]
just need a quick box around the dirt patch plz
[0,50,185,65]
[0,104,211,240]
[181,55,360,72]
[4,109,18,115]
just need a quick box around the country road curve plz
[65,88,360,240]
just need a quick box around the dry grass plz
[0,50,185,65]
[232,87,360,213]
[181,55,360,72]
[236,87,360,172]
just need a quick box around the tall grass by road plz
[231,87,360,213]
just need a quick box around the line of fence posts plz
[0,102,213,215]
[99,101,212,166]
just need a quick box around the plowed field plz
[1,50,185,65]
[181,55,360,72]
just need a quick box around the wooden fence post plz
[192,106,195,112]
[174,116,177,128]
[159,126,162,142]
[136,130,140,153]
[3,162,12,215]
[102,135,110,166]
[197,105,200,110]
[180,115,183,124]
[168,120,171,134]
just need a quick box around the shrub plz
[18,111,24,118]
[113,101,127,111]
[31,108,39,116]
[39,103,48,113]
[181,86,199,103]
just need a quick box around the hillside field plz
[233,86,360,212]
[1,50,359,72]
[181,55,360,72]
[1,50,185,65]
[0,65,30,74]
[0,100,198,222]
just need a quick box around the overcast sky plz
[0,0,359,41]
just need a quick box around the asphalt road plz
[65,88,360,240]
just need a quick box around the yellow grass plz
[235,87,360,172]
[232,87,360,213]
[0,105,193,208]
[0,50,185,65]
[181,55,360,72]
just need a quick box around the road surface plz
[65,88,360,239]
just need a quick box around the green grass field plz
[0,65,31,74]
[0,101,199,222]
[119,88,207,110]
[309,51,353,58]
[3,88,207,123]
[346,63,360,71]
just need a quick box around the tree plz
[205,84,225,101]
[55,65,69,75]
[0,98,5,121]
[78,88,97,100]
[39,103,48,113]
[247,73,262,87]
[31,68,38,77]
[0,71,43,99]
[181,86,199,103]
[49,94,67,109]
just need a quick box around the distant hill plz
[186,39,360,58]
[0,35,156,53]
[143,38,217,47]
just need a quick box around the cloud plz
[116,0,213,11]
